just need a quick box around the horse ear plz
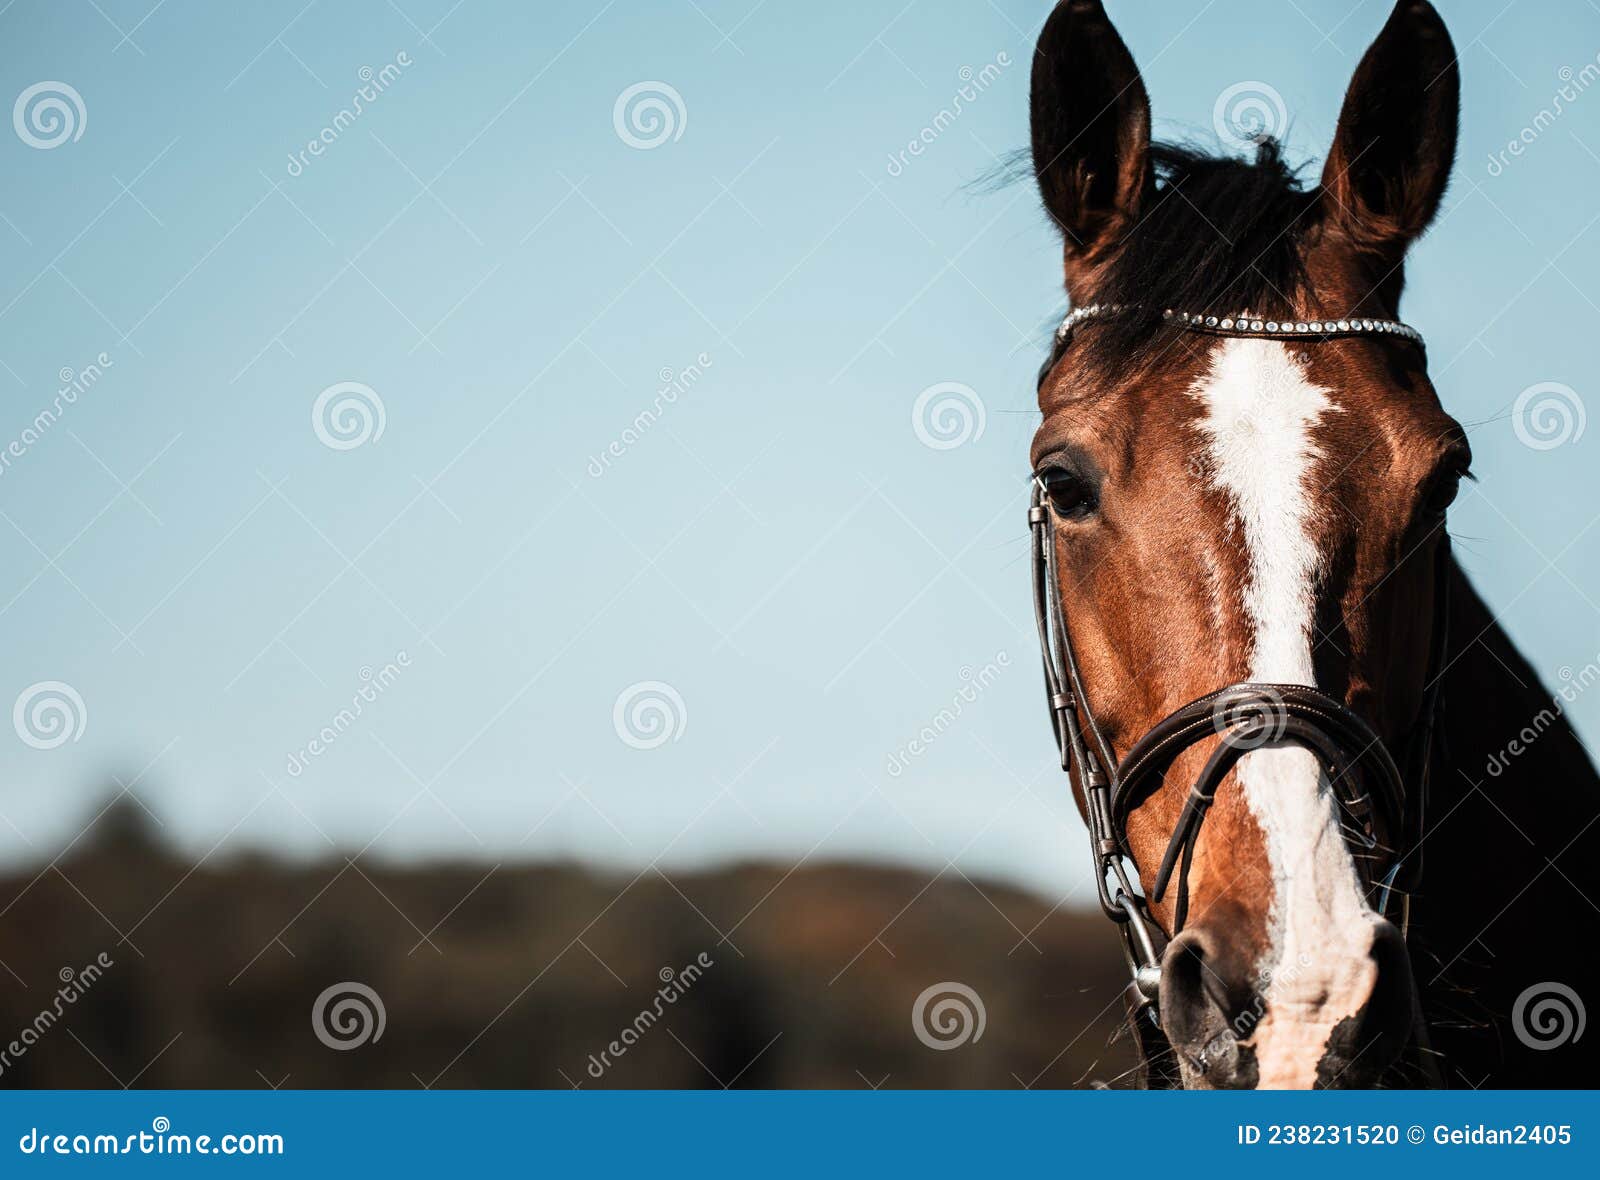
[1320,0,1459,251]
[1030,0,1152,270]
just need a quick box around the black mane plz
[1076,139,1317,370]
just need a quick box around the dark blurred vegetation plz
[0,800,1136,1088]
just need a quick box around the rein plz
[1029,304,1450,1069]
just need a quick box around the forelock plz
[1072,140,1317,373]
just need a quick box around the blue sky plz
[2,0,1598,903]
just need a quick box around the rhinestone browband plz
[1054,303,1424,347]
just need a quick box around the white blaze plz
[1192,338,1381,1089]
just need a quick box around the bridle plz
[1029,303,1450,1050]
[1032,305,1450,1067]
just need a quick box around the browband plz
[1039,303,1424,392]
[1055,303,1424,345]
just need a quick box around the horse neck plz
[1413,557,1600,1085]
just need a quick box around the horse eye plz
[1040,468,1097,518]
[1422,469,1463,517]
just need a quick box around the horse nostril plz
[1158,927,1259,1088]
[1317,919,1418,1087]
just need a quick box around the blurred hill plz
[0,801,1137,1088]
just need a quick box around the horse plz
[1025,0,1600,1088]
